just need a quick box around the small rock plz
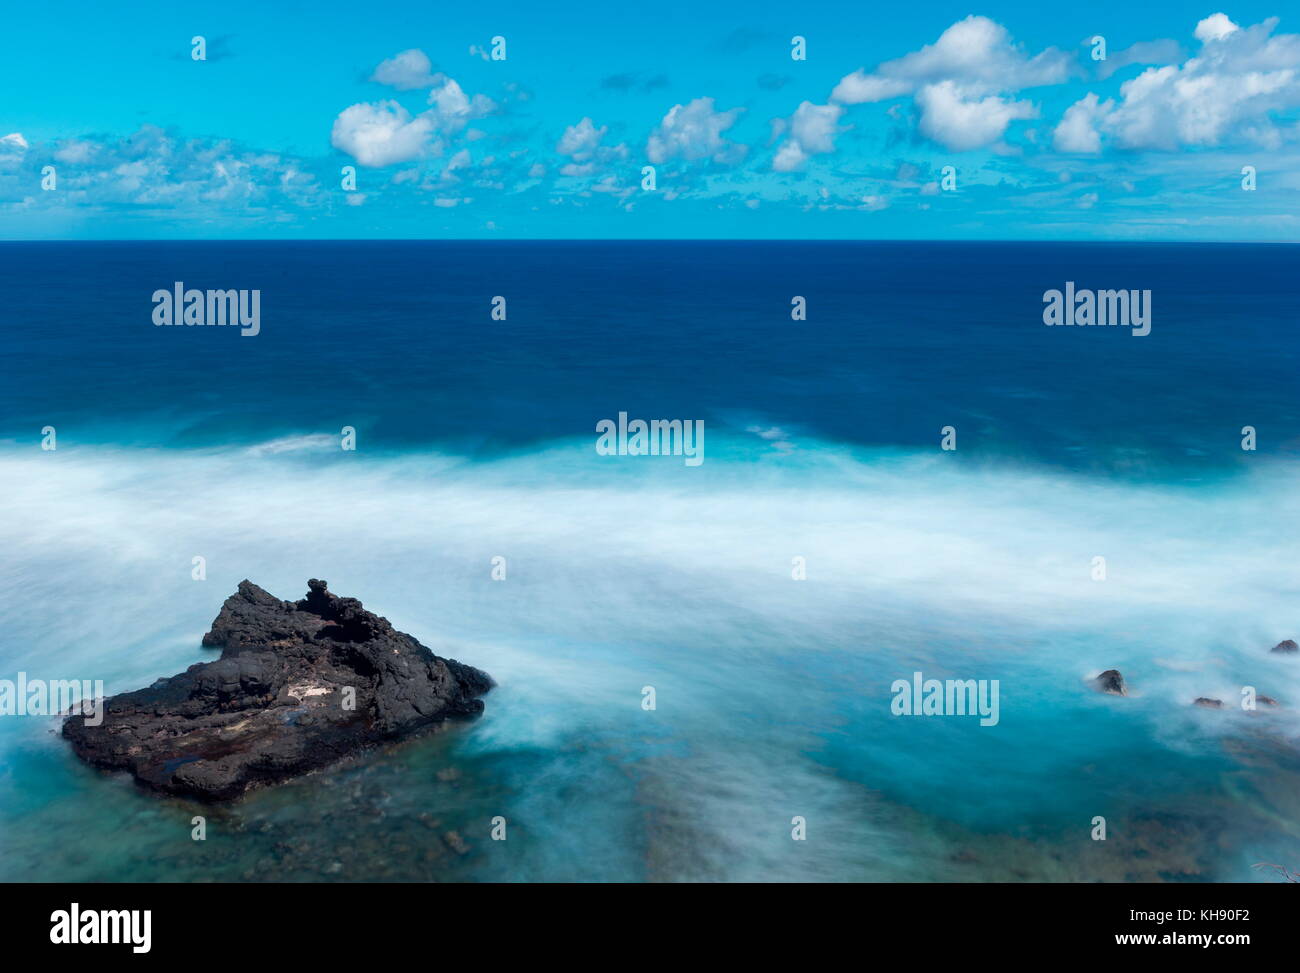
[1094,670,1127,696]
[1271,640,1298,654]
[1193,697,1223,709]
[1259,695,1280,707]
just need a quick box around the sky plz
[2,1,1299,239]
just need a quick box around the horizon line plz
[1,238,1297,245]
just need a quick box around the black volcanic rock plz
[1193,697,1223,709]
[63,579,492,801]
[1094,669,1127,696]
[1271,639,1298,654]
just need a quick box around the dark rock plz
[1193,697,1223,709]
[63,579,492,801]
[1094,669,1127,696]
[1258,695,1280,706]
[1271,640,1298,654]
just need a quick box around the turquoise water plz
[2,437,1299,881]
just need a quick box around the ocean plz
[1,240,1298,881]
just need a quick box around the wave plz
[1,434,1298,880]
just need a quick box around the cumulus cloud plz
[1196,13,1240,43]
[772,101,844,171]
[646,97,746,165]
[556,117,609,157]
[331,100,437,167]
[828,15,1069,151]
[1055,14,1300,152]
[832,16,1069,99]
[371,49,441,90]
[427,78,494,134]
[331,76,494,168]
[1053,92,1108,153]
[556,117,628,177]
[914,81,1037,151]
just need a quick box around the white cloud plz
[830,74,910,104]
[444,148,472,174]
[371,49,441,90]
[1057,15,1300,151]
[646,97,746,164]
[828,16,1068,151]
[558,117,606,158]
[331,77,494,168]
[427,78,494,134]
[331,100,436,167]
[555,117,629,179]
[772,101,844,171]
[1052,92,1109,153]
[771,140,804,172]
[1195,13,1240,44]
[0,125,321,212]
[830,16,1070,100]
[914,81,1037,151]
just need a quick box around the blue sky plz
[2,1,1298,239]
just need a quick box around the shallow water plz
[1,438,1298,881]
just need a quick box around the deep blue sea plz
[1,240,1299,881]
